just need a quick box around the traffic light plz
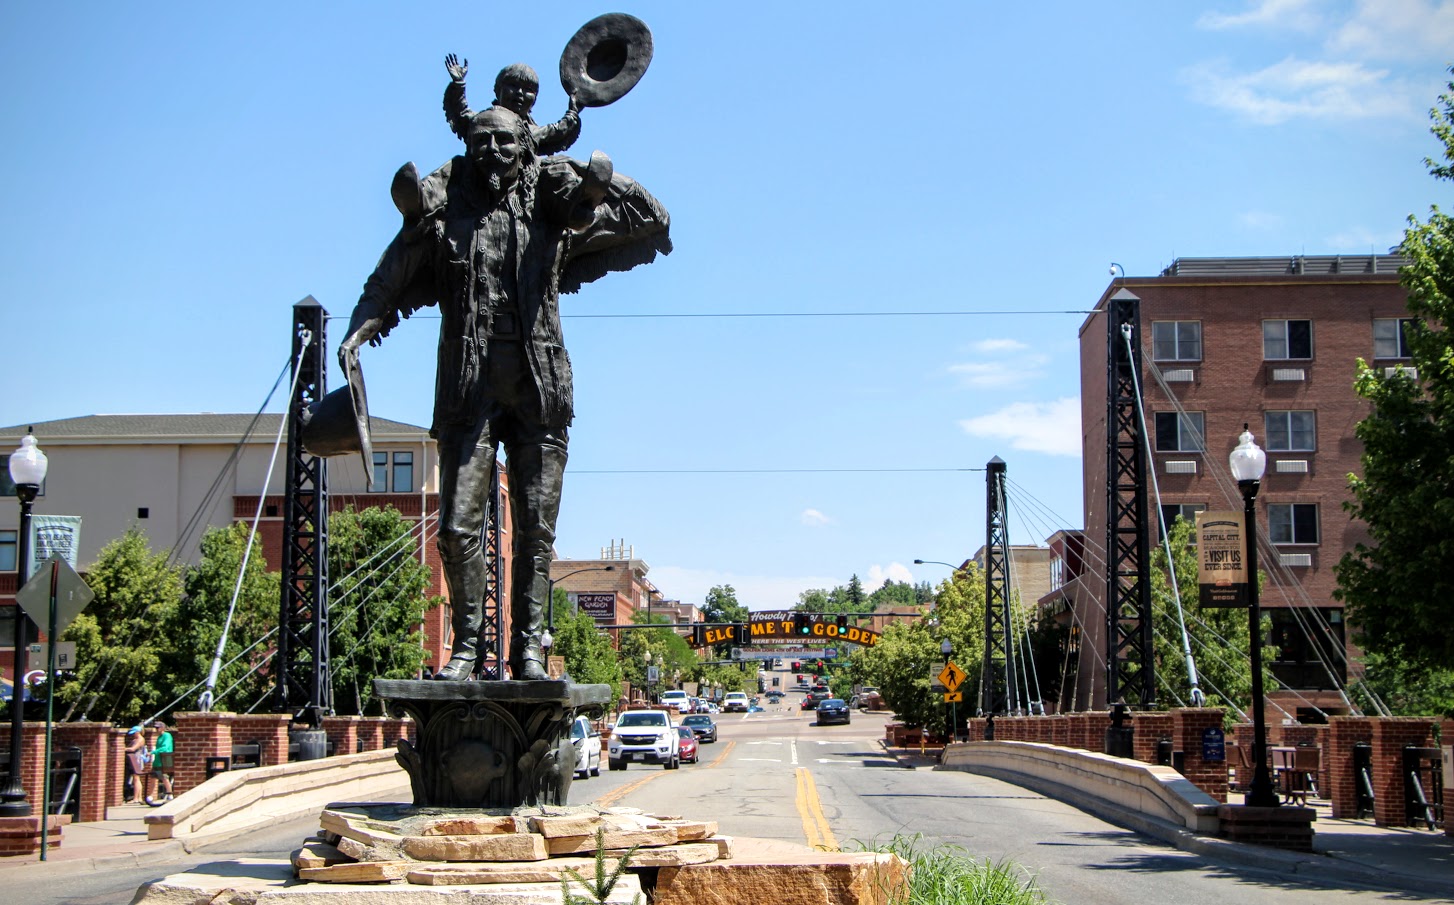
[737,622,752,645]
[692,625,706,648]
[794,613,810,635]
[836,613,849,632]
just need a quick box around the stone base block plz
[1216,804,1316,852]
[653,848,908,905]
[0,814,69,856]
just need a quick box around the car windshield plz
[683,716,709,726]
[677,727,693,739]
[819,699,845,707]
[571,722,586,738]
[618,712,668,728]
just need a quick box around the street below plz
[7,681,1447,904]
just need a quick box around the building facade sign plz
[572,592,617,621]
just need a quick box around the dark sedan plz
[800,691,830,711]
[680,714,718,743]
[815,698,851,726]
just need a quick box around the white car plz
[608,710,680,770]
[570,715,601,779]
[659,690,692,713]
[723,691,750,713]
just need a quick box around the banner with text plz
[26,515,82,578]
[1196,510,1248,608]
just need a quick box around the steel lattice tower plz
[980,456,1018,715]
[1104,288,1156,708]
[474,465,506,679]
[276,297,332,725]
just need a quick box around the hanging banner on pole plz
[25,515,82,577]
[1196,510,1248,608]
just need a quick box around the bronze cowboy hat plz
[299,347,373,474]
[559,13,653,108]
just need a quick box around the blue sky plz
[3,1,1450,609]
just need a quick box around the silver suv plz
[608,710,679,770]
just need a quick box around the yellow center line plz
[707,740,736,768]
[794,767,837,851]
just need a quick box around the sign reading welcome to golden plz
[690,612,881,648]
[1196,510,1248,608]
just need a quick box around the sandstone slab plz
[403,832,549,862]
[653,849,909,905]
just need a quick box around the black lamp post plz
[542,564,615,652]
[1,430,47,818]
[1230,426,1279,808]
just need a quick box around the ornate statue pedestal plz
[374,679,610,809]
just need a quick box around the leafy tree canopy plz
[1336,71,1454,671]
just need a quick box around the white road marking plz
[739,758,784,763]
[790,739,799,765]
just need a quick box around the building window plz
[0,529,15,571]
[1050,557,1064,590]
[371,452,389,492]
[1268,503,1319,544]
[1152,321,1202,361]
[1263,319,1312,360]
[392,451,415,494]
[1154,411,1205,452]
[1159,504,1206,541]
[1265,411,1316,452]
[1373,317,1414,359]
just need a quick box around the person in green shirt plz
[150,720,174,802]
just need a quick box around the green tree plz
[1335,72,1454,672]
[852,565,987,729]
[868,579,928,610]
[552,605,623,707]
[1149,518,1262,716]
[328,506,433,714]
[701,584,748,658]
[1350,651,1454,718]
[58,527,184,724]
[156,523,280,716]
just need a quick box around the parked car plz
[815,698,851,726]
[570,715,601,778]
[659,690,692,713]
[681,713,718,742]
[608,710,679,770]
[723,691,751,713]
[676,726,700,764]
[800,691,830,711]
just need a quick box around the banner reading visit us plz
[1196,510,1248,608]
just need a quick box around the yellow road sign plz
[937,661,966,693]
[943,692,963,703]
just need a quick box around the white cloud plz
[1183,57,1415,124]
[800,508,833,527]
[960,397,1082,457]
[1324,225,1403,251]
[865,562,915,592]
[1330,0,1454,60]
[947,361,1037,388]
[1197,0,1323,31]
[969,338,1028,354]
[647,565,843,611]
[1240,210,1283,230]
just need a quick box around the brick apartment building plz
[1054,254,1411,718]
[0,414,464,680]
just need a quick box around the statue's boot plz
[437,552,487,680]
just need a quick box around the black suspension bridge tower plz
[980,456,1017,716]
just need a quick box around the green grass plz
[856,834,1059,905]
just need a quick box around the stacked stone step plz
[292,803,727,887]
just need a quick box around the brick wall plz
[1326,716,1374,818]
[1132,712,1174,764]
[172,712,234,796]
[323,715,362,756]
[1444,719,1453,838]
[1370,717,1435,827]
[1173,708,1229,802]
[360,717,387,751]
[231,714,292,766]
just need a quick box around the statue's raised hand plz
[445,53,468,83]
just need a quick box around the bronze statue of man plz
[339,96,670,681]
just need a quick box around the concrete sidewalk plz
[0,803,189,874]
[882,742,1453,899]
